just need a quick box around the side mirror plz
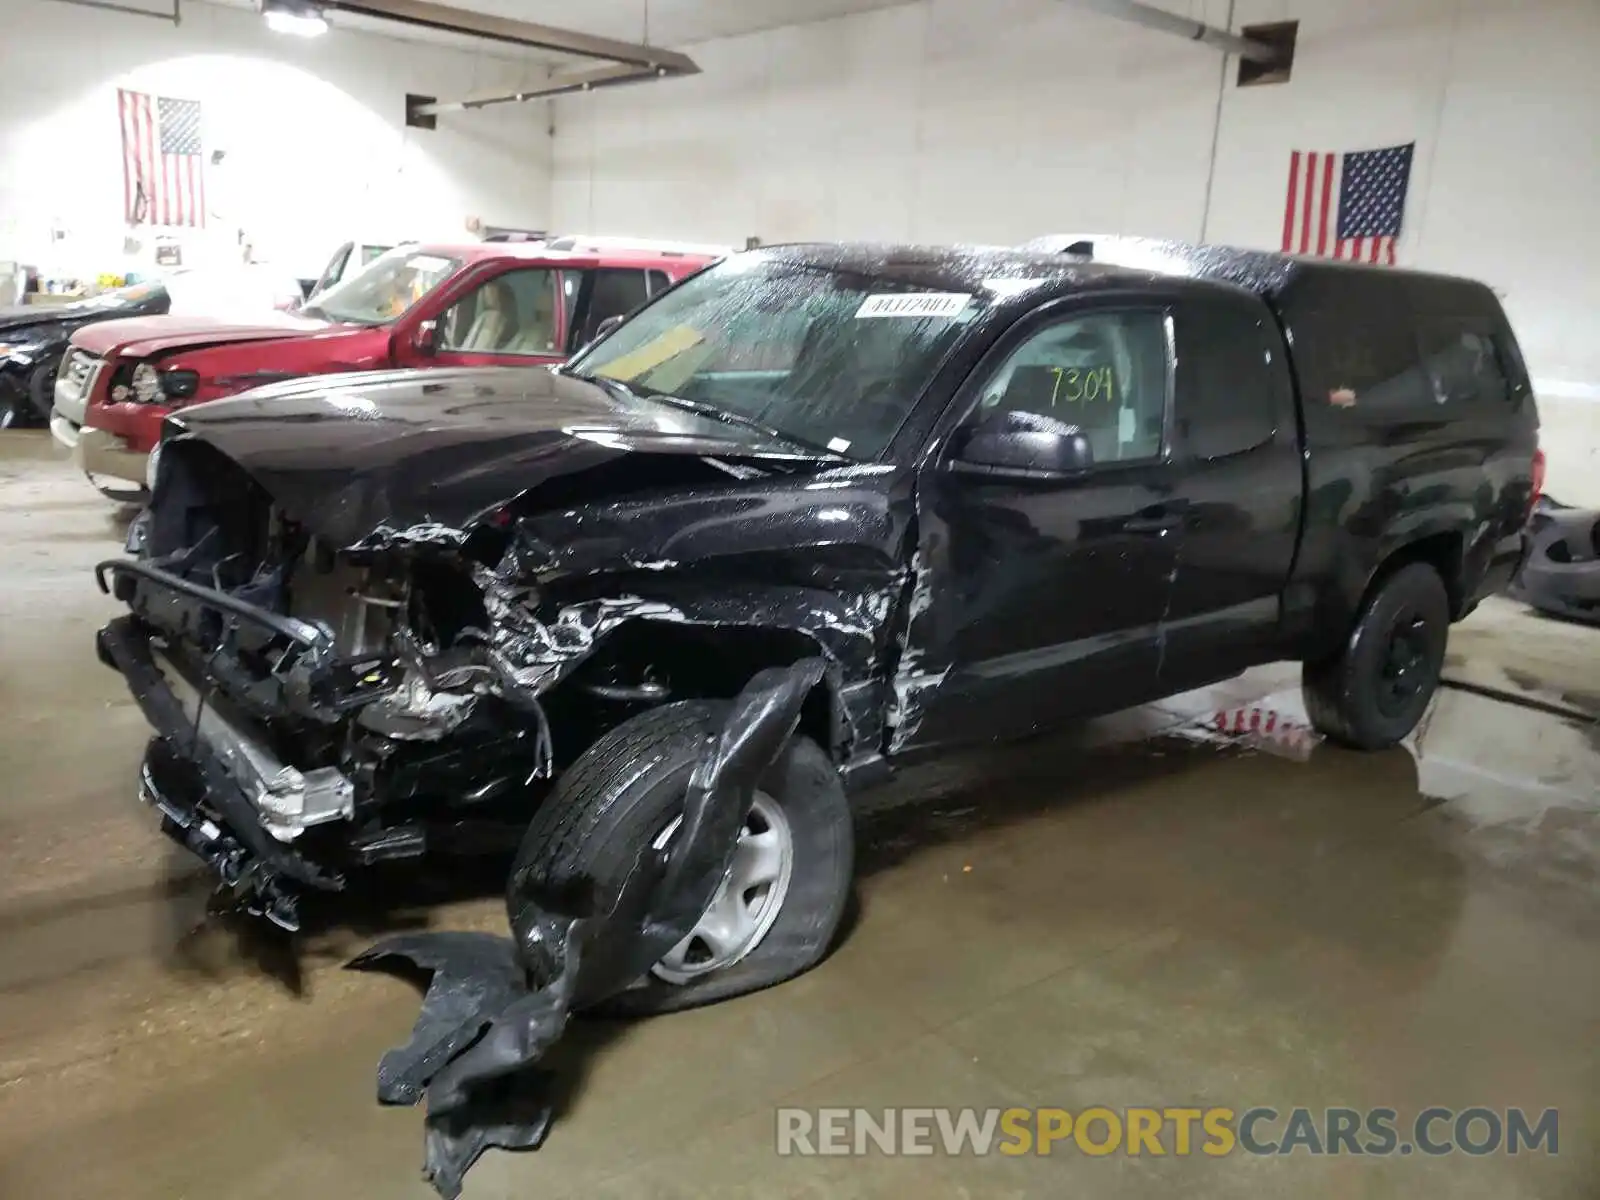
[951,419,1094,477]
[413,319,439,356]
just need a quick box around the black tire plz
[28,361,59,420]
[511,700,854,1016]
[1303,562,1450,749]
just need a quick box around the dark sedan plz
[0,282,171,428]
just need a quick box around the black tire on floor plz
[1303,561,1451,750]
[509,699,854,1017]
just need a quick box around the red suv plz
[51,238,723,499]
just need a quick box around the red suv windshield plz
[302,249,460,325]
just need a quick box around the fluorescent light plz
[264,7,328,36]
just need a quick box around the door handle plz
[1124,501,1188,535]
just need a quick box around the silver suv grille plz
[59,348,102,402]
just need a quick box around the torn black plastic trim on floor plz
[349,658,828,1199]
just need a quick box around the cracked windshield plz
[301,249,459,325]
[568,256,981,459]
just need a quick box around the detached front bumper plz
[98,615,344,929]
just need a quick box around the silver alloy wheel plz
[650,790,795,984]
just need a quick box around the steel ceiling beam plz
[416,62,678,114]
[323,0,697,70]
[47,0,180,22]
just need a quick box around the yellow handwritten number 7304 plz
[1047,366,1115,406]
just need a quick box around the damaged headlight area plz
[94,442,675,924]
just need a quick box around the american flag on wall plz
[118,89,206,228]
[1281,142,1414,265]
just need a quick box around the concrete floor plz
[1,428,1597,1199]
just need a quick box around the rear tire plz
[510,700,854,1016]
[1303,562,1450,749]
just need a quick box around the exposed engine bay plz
[117,447,548,829]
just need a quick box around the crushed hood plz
[71,312,326,358]
[166,366,838,548]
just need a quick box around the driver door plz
[894,302,1186,752]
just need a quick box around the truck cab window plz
[1174,299,1281,459]
[1287,276,1428,416]
[1415,319,1509,408]
[441,268,558,355]
[974,310,1168,465]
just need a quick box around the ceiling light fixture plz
[261,0,329,36]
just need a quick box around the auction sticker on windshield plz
[855,293,971,319]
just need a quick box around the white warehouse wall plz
[551,0,1600,504]
[0,0,553,281]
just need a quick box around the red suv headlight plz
[131,363,163,403]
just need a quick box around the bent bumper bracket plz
[96,558,335,655]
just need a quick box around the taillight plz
[1530,448,1546,514]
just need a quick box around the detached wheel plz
[1303,562,1450,749]
[510,699,854,1016]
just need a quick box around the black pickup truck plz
[96,238,1539,1005]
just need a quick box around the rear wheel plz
[510,700,854,1015]
[1303,562,1450,749]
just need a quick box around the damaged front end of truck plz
[94,368,907,929]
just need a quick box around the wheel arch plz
[1360,530,1467,619]
[565,616,850,762]
[1302,528,1467,666]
